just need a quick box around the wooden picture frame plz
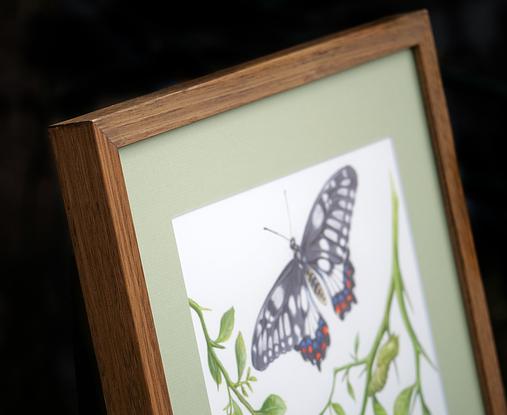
[49,10,505,414]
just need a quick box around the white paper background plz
[172,139,448,414]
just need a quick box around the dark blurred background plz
[1,1,505,413]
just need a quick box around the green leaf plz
[354,333,360,356]
[216,307,235,343]
[207,349,221,388]
[189,298,202,311]
[258,394,287,415]
[372,397,387,415]
[232,400,243,415]
[422,403,431,415]
[394,386,414,415]
[347,380,356,401]
[235,332,247,380]
[331,402,346,415]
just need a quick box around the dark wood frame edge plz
[49,10,505,415]
[413,23,505,415]
[49,121,172,414]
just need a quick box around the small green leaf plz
[249,376,257,382]
[189,298,211,311]
[394,385,414,415]
[341,370,348,382]
[354,334,360,356]
[347,380,356,401]
[422,403,431,415]
[331,402,346,415]
[189,298,202,311]
[232,400,243,415]
[246,381,253,392]
[241,384,248,396]
[372,397,388,415]
[258,394,287,415]
[207,349,221,388]
[216,307,235,343]
[235,332,247,380]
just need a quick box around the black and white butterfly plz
[251,165,358,371]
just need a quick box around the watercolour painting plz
[172,139,448,415]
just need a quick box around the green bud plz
[368,335,399,395]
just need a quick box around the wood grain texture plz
[49,10,505,414]
[413,13,507,415]
[49,122,172,415]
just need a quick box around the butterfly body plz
[251,166,358,371]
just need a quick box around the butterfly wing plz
[251,259,330,371]
[301,165,358,319]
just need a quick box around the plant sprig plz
[189,299,287,415]
[319,182,435,415]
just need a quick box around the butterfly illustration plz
[251,165,358,371]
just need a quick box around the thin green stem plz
[226,387,233,415]
[394,265,429,411]
[318,359,368,415]
[390,188,430,412]
[233,378,251,391]
[189,300,258,414]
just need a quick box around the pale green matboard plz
[119,49,484,414]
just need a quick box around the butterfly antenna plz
[263,227,290,242]
[284,190,293,238]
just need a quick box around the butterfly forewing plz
[301,166,358,318]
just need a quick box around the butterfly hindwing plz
[251,260,329,371]
[301,165,358,319]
